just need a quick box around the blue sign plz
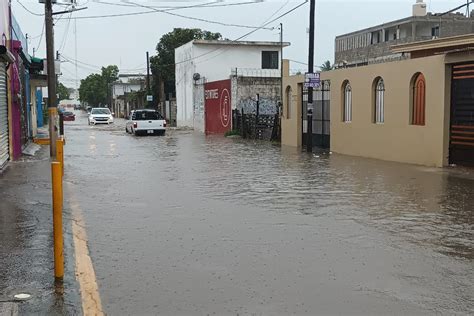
[304,72,321,88]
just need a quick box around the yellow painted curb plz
[34,138,50,145]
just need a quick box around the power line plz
[68,0,265,20]
[16,0,44,16]
[191,1,308,66]
[128,1,273,30]
[58,12,73,52]
[174,0,307,84]
[35,21,45,52]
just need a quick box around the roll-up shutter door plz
[0,63,9,169]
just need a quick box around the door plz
[302,80,331,149]
[450,63,474,167]
[204,79,232,135]
[0,63,9,169]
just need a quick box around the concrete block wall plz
[233,77,281,115]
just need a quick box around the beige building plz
[282,34,474,167]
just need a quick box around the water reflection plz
[193,138,473,260]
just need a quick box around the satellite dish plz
[193,73,201,81]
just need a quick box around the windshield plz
[91,108,111,115]
[133,111,162,120]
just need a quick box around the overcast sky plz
[11,0,463,88]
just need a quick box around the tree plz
[78,65,119,106]
[101,65,119,85]
[150,28,222,99]
[79,74,106,106]
[57,82,71,101]
[320,60,333,72]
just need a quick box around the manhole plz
[13,293,31,300]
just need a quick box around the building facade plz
[175,40,289,132]
[334,0,474,67]
[111,79,144,118]
[0,0,12,170]
[282,34,474,167]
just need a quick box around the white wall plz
[175,42,195,127]
[175,41,284,129]
[112,83,142,98]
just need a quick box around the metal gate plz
[302,80,330,149]
[450,63,474,167]
[0,63,9,169]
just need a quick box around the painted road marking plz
[67,183,104,316]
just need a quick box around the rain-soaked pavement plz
[63,111,473,315]
[0,145,82,314]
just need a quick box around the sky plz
[10,0,465,88]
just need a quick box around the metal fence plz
[302,80,331,149]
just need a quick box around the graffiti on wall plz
[239,97,278,115]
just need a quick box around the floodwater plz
[64,111,473,315]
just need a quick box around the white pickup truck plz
[125,109,167,136]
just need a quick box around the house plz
[110,75,145,118]
[0,2,45,171]
[334,0,474,67]
[282,34,474,167]
[0,0,12,171]
[175,40,290,134]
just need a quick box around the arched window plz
[285,86,292,119]
[412,73,426,126]
[374,78,385,124]
[343,81,352,122]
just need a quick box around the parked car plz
[126,109,166,136]
[62,111,76,121]
[88,108,114,125]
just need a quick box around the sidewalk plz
[0,147,81,315]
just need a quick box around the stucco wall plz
[175,42,195,127]
[281,74,304,148]
[323,55,449,167]
[176,41,284,129]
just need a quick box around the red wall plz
[204,79,232,135]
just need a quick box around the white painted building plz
[175,40,290,129]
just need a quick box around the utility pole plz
[146,51,152,109]
[306,0,316,153]
[280,23,283,106]
[45,0,57,157]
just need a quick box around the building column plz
[411,22,417,39]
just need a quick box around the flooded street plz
[64,111,473,315]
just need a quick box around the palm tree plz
[320,60,333,72]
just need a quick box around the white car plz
[125,109,166,136]
[88,108,114,125]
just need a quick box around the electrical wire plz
[174,0,307,85]
[16,0,43,17]
[69,0,266,20]
[128,1,273,30]
[59,12,73,52]
[178,0,308,67]
[35,21,45,52]
[93,0,259,10]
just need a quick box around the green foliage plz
[78,65,119,106]
[320,60,333,72]
[150,28,222,95]
[57,82,70,101]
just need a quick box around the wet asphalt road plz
[64,111,473,315]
